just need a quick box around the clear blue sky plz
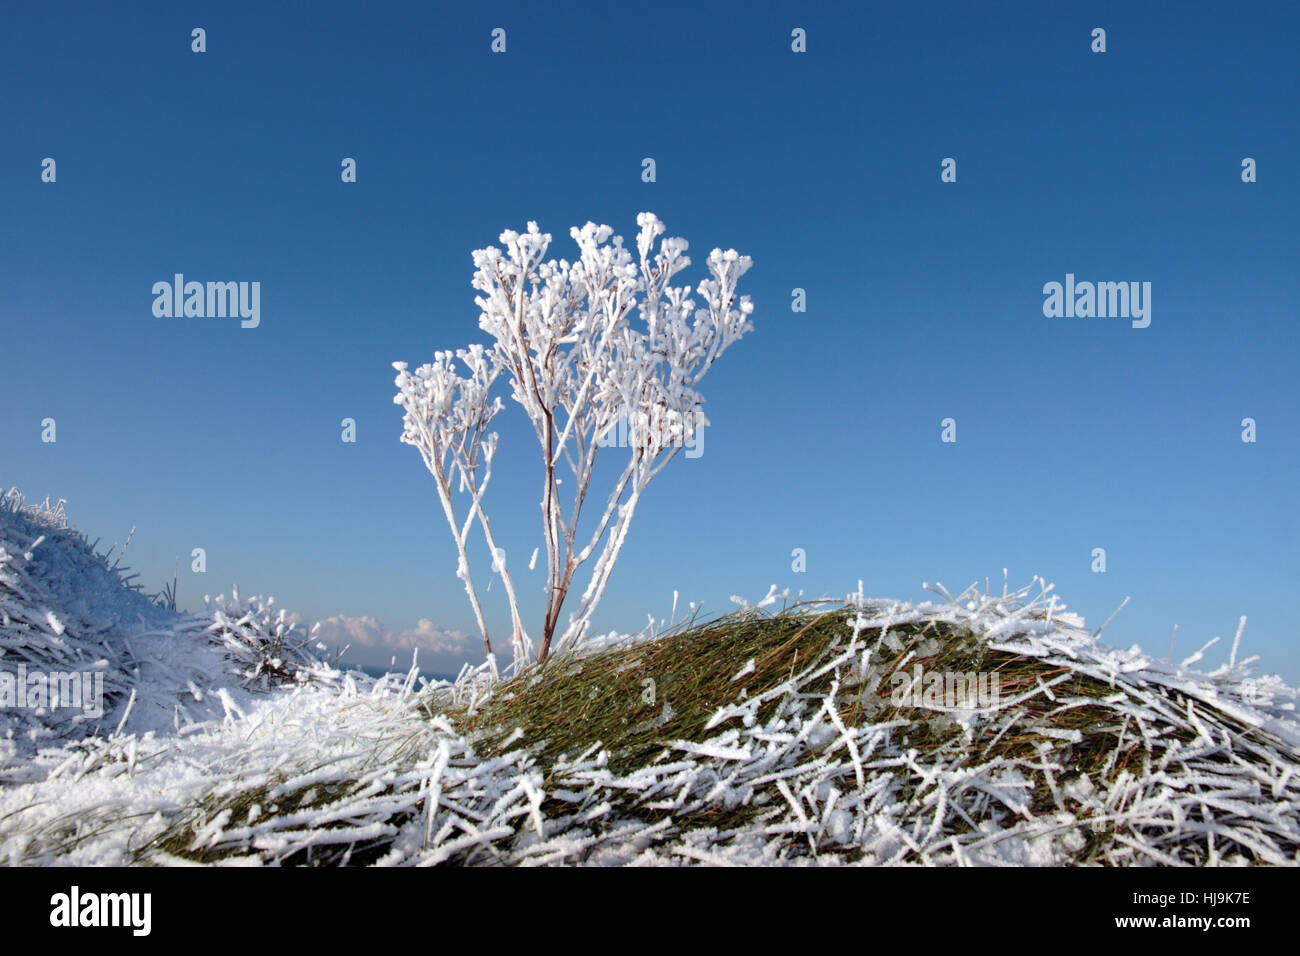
[3,2,1297,678]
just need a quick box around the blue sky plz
[3,2,1297,677]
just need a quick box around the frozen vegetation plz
[1,488,1298,866]
[393,213,754,665]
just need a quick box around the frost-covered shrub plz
[205,587,339,690]
[393,213,754,666]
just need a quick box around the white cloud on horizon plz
[298,613,478,673]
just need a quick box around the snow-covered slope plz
[0,489,339,770]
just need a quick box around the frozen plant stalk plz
[393,213,754,664]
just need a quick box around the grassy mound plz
[461,607,1098,778]
[452,601,1300,864]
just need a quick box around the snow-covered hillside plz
[0,489,342,770]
